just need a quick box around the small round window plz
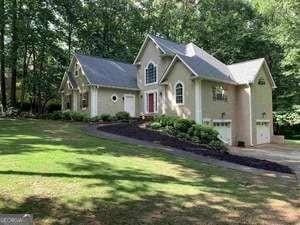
[111,95,118,103]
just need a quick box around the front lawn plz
[0,119,298,225]
[285,139,300,147]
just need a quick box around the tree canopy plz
[0,0,299,117]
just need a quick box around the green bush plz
[90,116,102,122]
[71,112,89,122]
[163,125,177,136]
[62,111,72,120]
[100,114,112,122]
[48,111,62,120]
[150,115,226,151]
[149,122,161,129]
[47,103,61,113]
[173,118,195,133]
[154,115,177,127]
[209,140,225,151]
[191,125,219,144]
[176,132,189,140]
[47,111,89,122]
[115,111,130,121]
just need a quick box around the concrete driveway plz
[229,143,300,181]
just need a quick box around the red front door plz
[148,93,154,113]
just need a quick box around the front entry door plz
[148,93,154,113]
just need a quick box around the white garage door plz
[256,121,270,145]
[124,95,135,117]
[213,120,232,145]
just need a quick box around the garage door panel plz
[213,121,232,145]
[256,121,270,145]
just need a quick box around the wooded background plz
[0,0,299,125]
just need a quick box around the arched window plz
[175,82,184,104]
[145,63,157,84]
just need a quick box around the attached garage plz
[212,120,232,145]
[256,120,271,145]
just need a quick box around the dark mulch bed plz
[98,123,293,174]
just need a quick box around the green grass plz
[0,119,298,225]
[285,139,300,146]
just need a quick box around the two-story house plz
[59,34,276,146]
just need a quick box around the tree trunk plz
[20,43,28,107]
[0,0,7,111]
[10,0,18,107]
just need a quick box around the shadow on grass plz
[0,192,298,225]
[0,120,299,224]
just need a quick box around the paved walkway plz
[229,144,300,181]
[84,125,297,182]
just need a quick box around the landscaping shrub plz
[151,115,225,150]
[100,114,113,122]
[90,116,102,122]
[191,125,219,144]
[47,103,61,113]
[176,132,190,140]
[173,118,195,133]
[61,111,72,120]
[163,125,177,136]
[115,111,130,121]
[46,110,89,122]
[154,115,177,127]
[149,122,161,129]
[71,112,89,122]
[209,140,225,151]
[48,111,63,120]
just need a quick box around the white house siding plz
[96,87,139,117]
[164,61,195,120]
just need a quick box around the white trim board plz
[195,79,202,124]
[143,89,158,114]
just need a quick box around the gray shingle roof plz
[227,58,265,84]
[152,35,272,86]
[149,35,187,55]
[177,54,236,84]
[75,54,138,90]
[151,35,237,84]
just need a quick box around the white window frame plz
[174,81,184,105]
[144,89,158,114]
[144,61,158,86]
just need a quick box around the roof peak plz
[75,53,133,66]
[228,58,265,66]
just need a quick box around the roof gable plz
[228,58,276,88]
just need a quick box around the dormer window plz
[145,62,157,85]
